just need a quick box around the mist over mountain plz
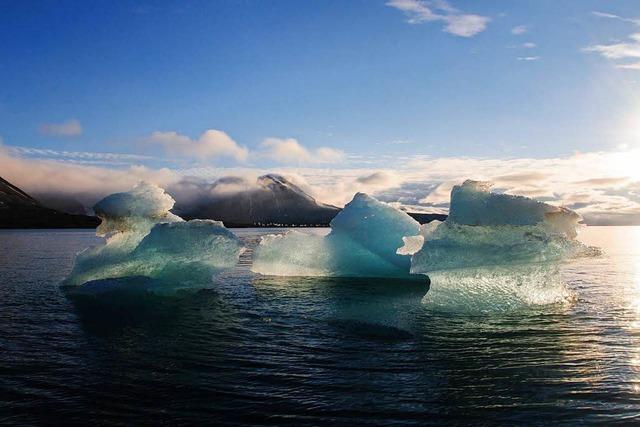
[169,174,446,227]
[32,193,89,215]
[0,176,100,228]
[0,172,445,229]
[170,174,342,226]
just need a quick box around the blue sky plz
[1,0,639,158]
[1,0,640,223]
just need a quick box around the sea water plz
[1,227,639,424]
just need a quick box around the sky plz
[1,0,640,224]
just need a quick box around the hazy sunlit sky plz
[1,0,640,224]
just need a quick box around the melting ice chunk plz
[405,180,599,310]
[64,183,242,289]
[94,181,182,238]
[447,180,581,238]
[408,180,594,275]
[252,193,423,279]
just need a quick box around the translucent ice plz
[94,181,182,238]
[64,183,242,290]
[404,180,599,311]
[446,180,582,238]
[252,193,423,279]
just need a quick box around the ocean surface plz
[1,226,640,425]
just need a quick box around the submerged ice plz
[252,193,423,279]
[64,183,242,290]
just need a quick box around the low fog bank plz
[2,146,639,226]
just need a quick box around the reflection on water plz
[1,227,640,424]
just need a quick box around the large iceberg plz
[251,193,423,279]
[402,180,599,311]
[64,183,242,291]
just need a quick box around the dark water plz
[1,227,640,425]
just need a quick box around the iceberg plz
[64,183,242,291]
[445,180,581,238]
[251,193,423,279]
[403,180,599,311]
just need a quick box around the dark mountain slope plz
[173,174,342,226]
[0,176,100,229]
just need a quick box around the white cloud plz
[511,25,527,35]
[592,11,640,25]
[39,119,83,137]
[584,36,640,60]
[419,181,456,205]
[146,129,249,162]
[517,56,540,61]
[260,138,344,164]
[8,146,153,165]
[585,13,640,70]
[617,61,640,70]
[4,138,640,225]
[386,0,490,37]
[443,14,489,37]
[522,42,536,48]
[0,144,178,207]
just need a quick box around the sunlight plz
[609,149,640,182]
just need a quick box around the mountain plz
[0,176,100,229]
[171,174,447,227]
[32,193,88,215]
[405,212,448,224]
[173,174,342,227]
[0,173,445,229]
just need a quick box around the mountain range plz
[0,174,446,228]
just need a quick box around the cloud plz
[511,25,527,35]
[3,139,640,225]
[583,35,640,60]
[356,171,402,186]
[517,56,540,61]
[443,14,490,37]
[493,171,548,185]
[146,129,248,162]
[8,145,153,166]
[386,0,490,37]
[522,42,536,48]
[39,119,82,137]
[260,138,344,164]
[585,13,640,70]
[592,11,621,20]
[592,11,640,25]
[0,144,178,207]
[419,181,456,205]
[573,177,629,187]
[617,61,640,70]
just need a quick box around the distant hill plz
[172,174,446,227]
[0,176,100,229]
[173,174,342,227]
[405,212,447,224]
